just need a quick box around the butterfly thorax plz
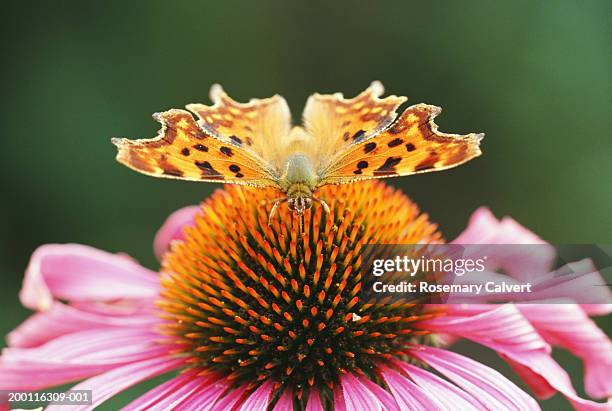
[281,154,318,214]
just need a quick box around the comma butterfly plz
[112,82,483,221]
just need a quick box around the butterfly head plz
[287,196,312,215]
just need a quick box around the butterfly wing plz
[318,103,483,185]
[112,109,280,187]
[302,81,407,169]
[187,85,292,170]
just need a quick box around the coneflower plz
[1,182,610,410]
[158,182,444,408]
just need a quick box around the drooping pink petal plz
[122,368,201,411]
[379,365,445,410]
[419,304,549,354]
[453,208,612,310]
[428,304,612,408]
[211,384,248,411]
[443,258,611,306]
[70,297,157,316]
[44,356,185,411]
[499,215,548,245]
[358,376,399,411]
[131,372,217,411]
[332,384,347,411]
[0,328,173,391]
[272,387,294,411]
[451,208,612,404]
[452,208,555,281]
[525,259,611,305]
[237,380,274,411]
[453,207,546,245]
[174,374,231,411]
[411,346,540,411]
[451,207,501,244]
[153,205,200,260]
[0,362,113,392]
[392,360,486,410]
[502,355,557,399]
[2,328,165,362]
[581,304,612,316]
[518,304,612,398]
[425,303,555,400]
[305,388,324,411]
[442,269,531,304]
[339,373,382,411]
[501,351,612,411]
[7,302,158,348]
[20,244,159,311]
[420,303,554,398]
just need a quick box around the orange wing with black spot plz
[187,85,292,170]
[302,81,407,169]
[319,103,483,185]
[112,109,280,188]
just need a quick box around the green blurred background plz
[1,1,610,409]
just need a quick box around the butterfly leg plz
[312,196,331,215]
[268,198,288,225]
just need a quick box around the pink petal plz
[211,384,248,411]
[419,304,549,353]
[358,376,399,411]
[501,351,612,411]
[499,215,548,244]
[503,355,557,399]
[498,259,611,305]
[439,304,612,409]
[175,374,231,411]
[238,380,274,411]
[0,362,113,392]
[7,302,158,348]
[20,244,159,311]
[0,328,172,391]
[453,207,546,245]
[45,356,185,411]
[122,368,201,411]
[305,388,324,411]
[153,205,200,260]
[452,208,555,281]
[452,207,502,244]
[412,346,540,411]
[272,387,293,411]
[453,208,612,313]
[519,304,612,398]
[392,360,486,410]
[69,298,157,316]
[379,365,444,410]
[441,269,531,304]
[581,304,612,316]
[332,384,347,411]
[124,370,222,411]
[340,373,382,411]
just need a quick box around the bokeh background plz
[1,1,610,409]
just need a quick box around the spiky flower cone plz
[158,181,445,407]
